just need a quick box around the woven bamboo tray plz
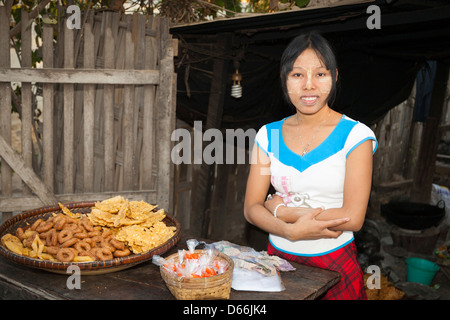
[0,201,181,275]
[160,249,234,300]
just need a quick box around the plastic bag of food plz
[152,239,228,278]
[211,240,295,292]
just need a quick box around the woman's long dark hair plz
[280,31,338,108]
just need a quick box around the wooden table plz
[0,236,340,300]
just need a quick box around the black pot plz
[380,200,445,230]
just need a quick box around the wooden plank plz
[156,34,175,213]
[103,27,115,191]
[0,134,57,207]
[83,22,95,192]
[159,17,169,61]
[170,71,177,212]
[141,17,158,189]
[93,10,103,67]
[73,82,84,192]
[89,13,103,193]
[113,21,126,191]
[64,26,75,194]
[0,68,160,85]
[42,23,54,193]
[21,9,33,196]
[131,13,145,189]
[0,6,13,222]
[122,31,135,190]
[131,12,144,69]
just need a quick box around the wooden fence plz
[0,7,177,222]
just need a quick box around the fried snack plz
[1,234,26,255]
[58,203,81,219]
[57,248,75,262]
[1,197,175,264]
[88,197,175,254]
[88,197,162,228]
[115,222,176,254]
[73,255,95,262]
[94,195,125,214]
[31,234,45,256]
[128,200,158,220]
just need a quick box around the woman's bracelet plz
[273,203,286,218]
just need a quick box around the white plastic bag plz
[430,184,449,227]
[231,268,285,292]
[211,240,295,292]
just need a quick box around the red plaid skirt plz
[267,241,367,300]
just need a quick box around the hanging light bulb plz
[231,69,242,98]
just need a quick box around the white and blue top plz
[255,114,378,256]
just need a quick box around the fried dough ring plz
[91,236,106,248]
[87,231,101,238]
[42,229,58,246]
[54,216,67,230]
[56,248,75,262]
[110,238,125,250]
[113,248,130,258]
[46,246,60,255]
[92,247,113,260]
[30,219,43,231]
[15,227,25,241]
[103,241,116,253]
[61,237,78,248]
[74,232,89,239]
[101,229,112,239]
[75,240,91,252]
[58,229,73,244]
[67,247,79,257]
[63,223,78,231]
[80,217,95,232]
[36,221,54,233]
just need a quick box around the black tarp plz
[171,0,450,129]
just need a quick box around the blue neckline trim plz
[266,115,357,172]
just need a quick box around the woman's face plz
[286,48,334,115]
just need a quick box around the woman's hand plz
[285,209,350,241]
[264,194,320,223]
[264,194,350,240]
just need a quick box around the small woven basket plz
[160,249,234,300]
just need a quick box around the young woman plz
[243,32,377,300]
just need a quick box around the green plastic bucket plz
[406,257,440,286]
